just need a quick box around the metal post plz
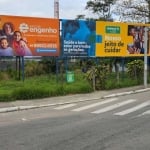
[144,27,148,88]
[21,56,25,81]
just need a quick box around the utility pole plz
[54,0,59,18]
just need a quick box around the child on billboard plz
[12,31,32,56]
[0,37,14,56]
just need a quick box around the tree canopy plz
[79,0,150,23]
[113,0,150,23]
[85,0,116,20]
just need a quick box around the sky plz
[0,0,95,19]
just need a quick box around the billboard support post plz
[21,56,25,81]
[144,27,148,88]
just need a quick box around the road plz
[0,91,150,150]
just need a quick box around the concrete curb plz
[0,88,150,113]
[102,88,150,99]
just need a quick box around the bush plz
[25,61,45,77]
[0,72,11,80]
[127,59,144,83]
[85,63,109,90]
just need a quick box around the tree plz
[85,0,116,20]
[76,15,86,19]
[113,0,150,23]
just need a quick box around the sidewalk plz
[0,85,150,113]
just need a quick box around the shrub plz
[0,71,11,81]
[127,59,144,83]
[25,61,45,77]
[85,63,109,90]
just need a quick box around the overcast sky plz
[0,0,95,19]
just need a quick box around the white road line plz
[72,98,119,112]
[54,104,77,110]
[142,110,150,115]
[114,101,150,116]
[92,99,136,114]
[137,110,150,117]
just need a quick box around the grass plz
[0,73,93,102]
[0,71,148,102]
[105,72,142,90]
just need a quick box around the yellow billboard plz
[0,15,60,56]
[96,21,150,57]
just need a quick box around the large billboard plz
[96,21,150,57]
[0,15,60,56]
[62,19,96,57]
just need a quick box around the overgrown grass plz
[0,71,148,102]
[0,73,93,102]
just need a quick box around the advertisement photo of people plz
[127,25,145,54]
[0,15,60,57]
[62,19,96,57]
[0,21,32,56]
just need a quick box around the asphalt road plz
[0,91,150,150]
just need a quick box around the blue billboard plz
[62,19,96,57]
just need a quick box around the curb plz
[0,88,150,113]
[102,88,150,98]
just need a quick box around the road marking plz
[22,118,27,121]
[72,98,119,112]
[54,104,77,110]
[91,99,136,114]
[136,110,150,117]
[140,110,150,116]
[114,101,150,116]
[141,110,150,115]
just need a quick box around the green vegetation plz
[0,58,149,102]
[0,74,93,102]
[127,59,144,83]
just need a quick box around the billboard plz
[62,19,96,57]
[0,15,60,56]
[96,21,150,57]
